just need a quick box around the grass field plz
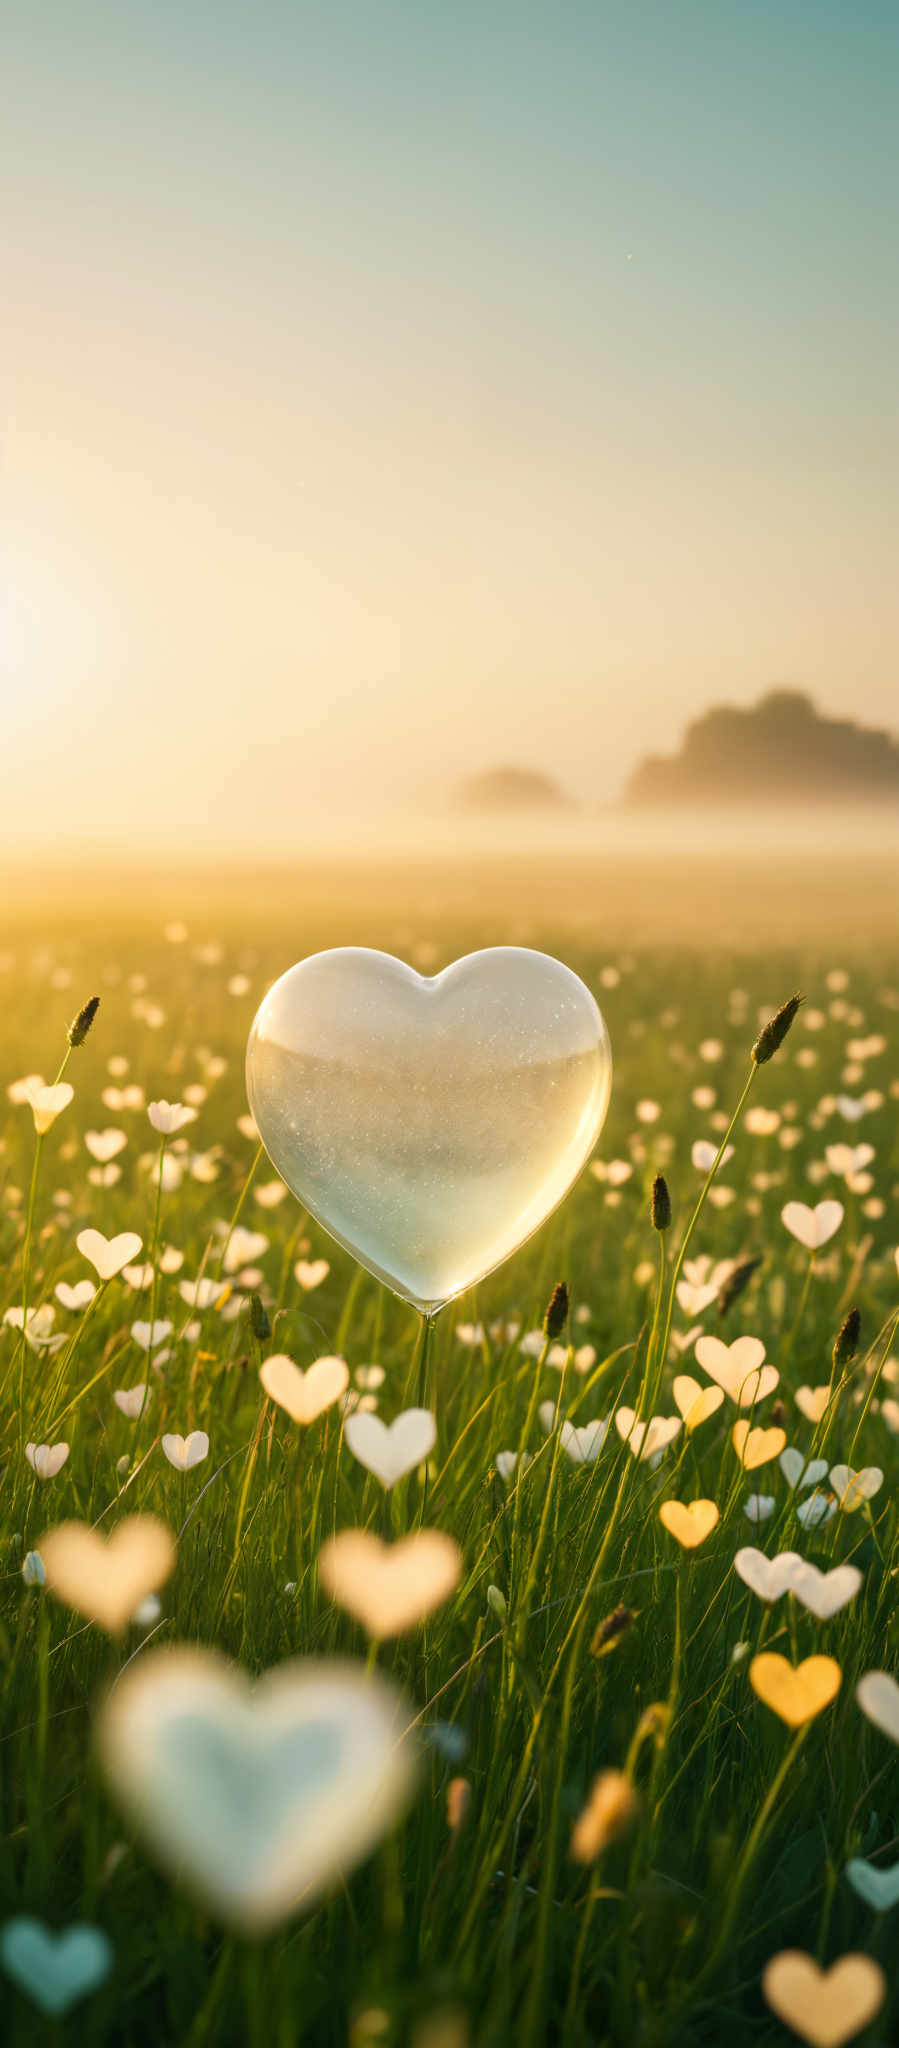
[1,851,897,2046]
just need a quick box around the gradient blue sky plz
[2,1,897,845]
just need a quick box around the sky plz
[2,0,897,850]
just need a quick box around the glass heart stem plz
[415,1311,436,1410]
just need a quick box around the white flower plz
[25,1441,69,1479]
[147,1100,197,1136]
[23,1080,74,1135]
[22,1550,45,1586]
[221,1227,269,1274]
[178,1277,228,1312]
[161,1431,209,1472]
[691,1140,734,1172]
[781,1200,844,1250]
[131,1320,173,1352]
[294,1259,330,1291]
[55,1280,96,1312]
[114,1385,152,1419]
[796,1490,836,1529]
[85,1128,127,1163]
[8,1072,46,1104]
[743,1495,775,1521]
[77,1228,143,1280]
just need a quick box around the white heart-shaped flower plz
[790,1561,861,1620]
[260,1355,349,1425]
[25,1442,70,1480]
[781,1200,844,1250]
[55,1280,96,1312]
[343,1409,436,1489]
[734,1548,804,1602]
[147,1101,197,1136]
[694,1335,778,1408]
[161,1432,209,1472]
[560,1418,609,1465]
[76,1220,142,1269]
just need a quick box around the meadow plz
[1,847,897,2048]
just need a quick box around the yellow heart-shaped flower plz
[658,1499,719,1549]
[749,1652,841,1727]
[762,1950,885,2048]
[732,1420,787,1471]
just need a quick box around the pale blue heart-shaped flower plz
[0,1918,113,2016]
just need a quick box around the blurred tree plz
[626,689,899,804]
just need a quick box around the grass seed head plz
[650,1174,671,1232]
[833,1305,861,1367]
[67,994,101,1047]
[543,1281,569,1340]
[717,1255,762,1317]
[751,993,804,1065]
[246,1293,272,1342]
[590,1605,635,1657]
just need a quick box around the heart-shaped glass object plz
[246,947,611,1312]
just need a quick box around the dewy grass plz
[0,907,896,2048]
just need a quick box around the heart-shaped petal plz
[0,1918,113,2017]
[95,1647,418,1931]
[673,1376,724,1429]
[790,1562,861,1621]
[343,1409,436,1489]
[76,1229,143,1280]
[39,1517,176,1633]
[161,1432,209,1472]
[658,1499,719,1548]
[318,1529,461,1638]
[749,1652,841,1726]
[762,1950,885,2048]
[796,1387,830,1424]
[560,1418,609,1464]
[829,1465,883,1511]
[732,1421,786,1470]
[260,1355,349,1425]
[781,1200,844,1250]
[694,1335,778,1407]
[734,1548,805,1601]
[856,1669,899,1745]
[25,1441,69,1480]
[845,1856,899,1913]
[246,948,611,1311]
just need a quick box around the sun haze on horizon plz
[2,1,897,853]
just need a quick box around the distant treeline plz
[626,690,899,805]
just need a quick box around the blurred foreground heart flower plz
[0,1917,113,2018]
[95,1648,419,1932]
[318,1529,461,1639]
[761,1950,885,2047]
[39,1518,176,1633]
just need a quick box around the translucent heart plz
[246,947,612,1313]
